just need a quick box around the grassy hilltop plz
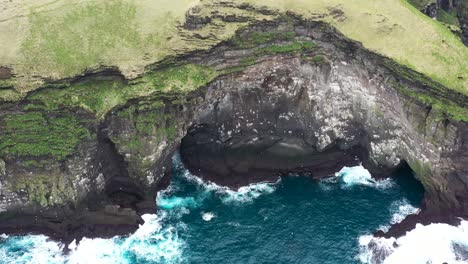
[0,0,466,100]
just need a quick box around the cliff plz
[0,0,467,242]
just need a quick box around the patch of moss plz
[142,64,218,92]
[10,174,74,207]
[22,160,42,168]
[0,159,5,175]
[231,31,296,49]
[437,9,460,26]
[407,158,432,185]
[239,57,258,66]
[394,83,468,122]
[383,58,454,98]
[305,54,327,65]
[407,0,436,10]
[28,79,126,118]
[0,89,23,102]
[120,103,176,140]
[255,41,317,56]
[0,112,91,160]
[0,79,16,90]
[112,99,181,181]
[28,64,217,118]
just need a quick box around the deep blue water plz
[158,158,423,264]
[0,156,426,264]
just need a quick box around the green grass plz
[0,112,91,160]
[231,31,296,49]
[1,0,467,98]
[394,83,468,122]
[111,99,180,180]
[144,64,218,92]
[9,173,75,207]
[309,55,327,64]
[407,0,435,9]
[437,9,460,26]
[255,41,317,56]
[28,64,218,118]
[20,1,142,78]
[244,0,468,94]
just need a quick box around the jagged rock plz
[0,18,466,241]
[424,3,439,18]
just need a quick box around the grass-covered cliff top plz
[0,0,467,99]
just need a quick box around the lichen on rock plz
[0,159,5,176]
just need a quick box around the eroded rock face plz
[180,52,467,216]
[0,19,466,241]
[183,21,467,219]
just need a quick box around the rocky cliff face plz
[0,17,466,241]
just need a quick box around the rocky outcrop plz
[418,0,468,45]
[0,16,466,241]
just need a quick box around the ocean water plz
[1,155,467,264]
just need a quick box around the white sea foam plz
[377,199,420,232]
[181,170,278,205]
[157,195,199,210]
[163,154,280,207]
[202,212,215,221]
[358,220,468,264]
[333,165,394,189]
[0,235,66,264]
[0,213,185,264]
[218,183,277,204]
[388,199,419,225]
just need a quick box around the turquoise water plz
[0,156,429,263]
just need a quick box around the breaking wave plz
[320,165,394,190]
[0,154,437,264]
[156,154,279,211]
[0,213,185,264]
[358,202,468,264]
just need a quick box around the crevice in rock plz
[96,124,145,209]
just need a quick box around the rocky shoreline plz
[0,16,467,246]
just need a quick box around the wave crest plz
[359,220,468,264]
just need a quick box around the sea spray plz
[0,154,429,264]
[377,199,420,232]
[358,221,468,264]
[0,235,66,264]
[320,165,394,190]
[0,213,186,264]
[158,154,280,209]
[67,212,186,264]
[358,198,467,264]
[202,212,216,221]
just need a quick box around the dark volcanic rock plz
[0,18,467,242]
[0,206,142,244]
[181,123,364,187]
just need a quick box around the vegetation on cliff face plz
[246,0,467,94]
[407,0,436,10]
[28,64,217,118]
[0,112,91,160]
[0,0,466,99]
[111,98,181,184]
[394,82,468,122]
[9,173,76,207]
